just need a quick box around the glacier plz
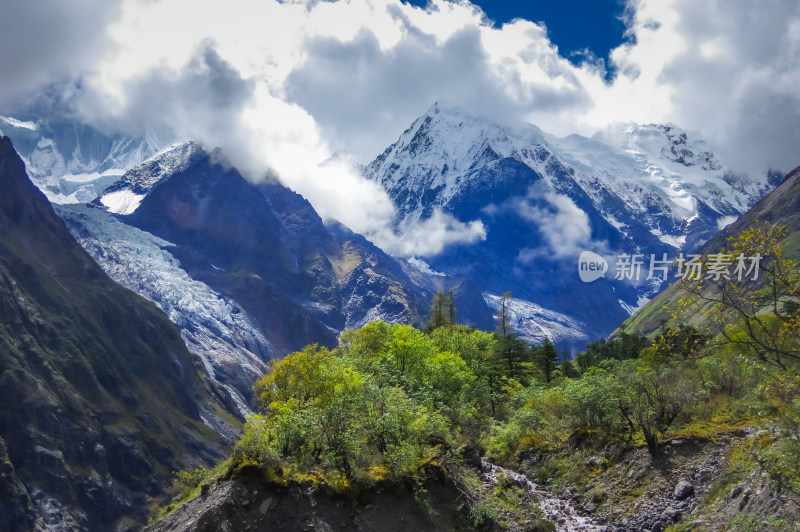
[57,203,273,412]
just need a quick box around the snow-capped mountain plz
[71,143,492,364]
[0,114,166,203]
[367,102,773,251]
[364,102,779,349]
[95,140,207,214]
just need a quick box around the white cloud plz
[2,0,799,257]
[407,257,446,277]
[600,0,800,174]
[372,208,487,257]
[0,0,122,109]
[716,215,737,231]
[514,191,593,259]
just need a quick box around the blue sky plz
[406,0,627,66]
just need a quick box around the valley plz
[0,104,797,531]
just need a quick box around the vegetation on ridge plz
[156,223,800,529]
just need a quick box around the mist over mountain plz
[361,102,778,349]
[2,100,780,352]
[0,113,167,204]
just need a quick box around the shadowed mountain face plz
[0,137,235,531]
[122,152,462,357]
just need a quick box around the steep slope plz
[109,149,449,356]
[624,164,800,336]
[0,114,165,204]
[0,136,236,531]
[57,203,270,410]
[364,103,776,349]
[95,141,207,215]
[701,165,800,252]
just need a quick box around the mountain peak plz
[365,104,549,222]
[95,140,207,214]
[0,135,53,228]
[362,104,776,347]
[369,104,772,238]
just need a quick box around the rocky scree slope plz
[521,428,799,531]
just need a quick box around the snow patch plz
[62,169,125,184]
[654,231,687,249]
[36,137,54,149]
[100,190,146,215]
[618,299,638,316]
[619,295,652,316]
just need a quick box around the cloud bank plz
[1,0,799,255]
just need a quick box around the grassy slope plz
[624,165,800,337]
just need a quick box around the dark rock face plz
[0,437,37,531]
[123,152,468,356]
[145,470,470,532]
[0,137,234,531]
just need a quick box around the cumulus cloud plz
[514,190,593,260]
[285,18,588,160]
[717,215,737,231]
[374,209,487,257]
[603,0,800,174]
[1,0,799,256]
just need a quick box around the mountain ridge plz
[362,103,778,349]
[623,163,800,337]
[0,136,237,531]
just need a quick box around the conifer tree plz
[536,338,559,384]
[426,289,457,331]
[496,291,512,336]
